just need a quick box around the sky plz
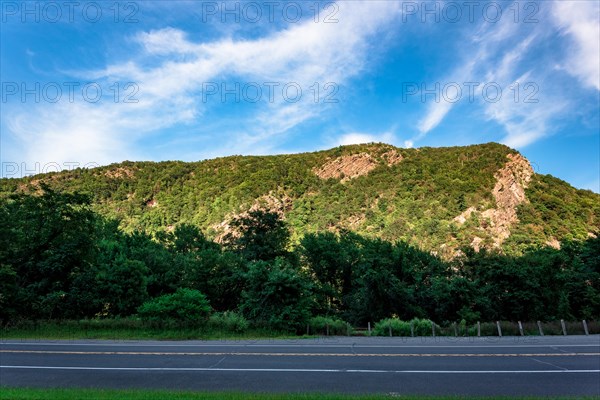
[1,0,599,192]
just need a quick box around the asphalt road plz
[1,335,599,396]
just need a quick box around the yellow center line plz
[1,350,599,357]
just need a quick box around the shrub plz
[373,318,410,336]
[137,288,211,326]
[308,316,351,335]
[410,318,435,336]
[208,312,249,333]
[374,318,438,336]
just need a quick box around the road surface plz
[1,335,599,396]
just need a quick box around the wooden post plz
[537,321,544,336]
[477,321,481,337]
[518,321,524,336]
[583,320,589,336]
[496,321,502,337]
[561,319,567,336]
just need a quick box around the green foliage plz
[208,312,249,333]
[224,210,290,262]
[308,316,351,335]
[4,143,595,256]
[0,172,598,331]
[373,318,436,336]
[0,186,97,322]
[240,257,312,332]
[137,288,211,325]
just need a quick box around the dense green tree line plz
[1,188,598,329]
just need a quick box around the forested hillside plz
[1,143,598,256]
[1,189,598,328]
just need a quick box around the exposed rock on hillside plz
[382,150,403,166]
[314,153,378,182]
[455,153,534,249]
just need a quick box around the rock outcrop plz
[454,153,534,249]
[313,153,378,182]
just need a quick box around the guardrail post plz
[518,321,524,336]
[561,319,567,336]
[537,321,544,336]
[496,321,502,337]
[583,320,589,336]
[477,321,481,337]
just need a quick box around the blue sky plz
[1,0,599,192]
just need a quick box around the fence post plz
[368,322,371,336]
[432,321,436,337]
[583,320,589,336]
[326,323,329,336]
[306,324,310,336]
[347,323,350,337]
[537,321,544,336]
[496,321,502,337]
[389,325,392,337]
[453,322,458,337]
[477,321,481,337]
[410,322,414,337]
[561,319,567,336]
[518,321,524,336]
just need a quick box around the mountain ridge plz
[2,142,598,256]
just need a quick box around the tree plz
[300,231,362,317]
[240,257,312,331]
[224,210,289,262]
[0,186,97,320]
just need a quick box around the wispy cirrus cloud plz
[410,0,599,149]
[551,0,600,91]
[5,1,402,167]
[7,1,400,163]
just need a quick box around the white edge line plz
[1,366,600,374]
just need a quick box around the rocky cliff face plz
[455,153,534,250]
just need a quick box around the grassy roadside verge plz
[0,321,303,341]
[3,319,597,341]
[1,388,595,400]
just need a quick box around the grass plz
[0,320,305,341]
[0,388,596,400]
[2,319,597,341]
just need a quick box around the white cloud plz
[551,0,600,91]
[5,1,402,166]
[411,1,586,149]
